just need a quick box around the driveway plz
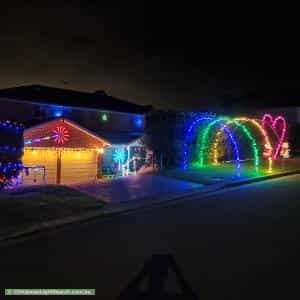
[71,174,202,203]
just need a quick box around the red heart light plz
[262,114,287,160]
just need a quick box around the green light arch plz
[198,117,259,172]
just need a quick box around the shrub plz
[0,121,24,189]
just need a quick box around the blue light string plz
[0,146,22,152]
[181,114,241,174]
[1,121,24,180]
[182,116,215,169]
[0,121,23,131]
[222,124,241,174]
[0,162,23,174]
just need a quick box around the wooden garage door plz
[61,150,97,184]
[22,148,57,184]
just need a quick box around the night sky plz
[1,2,299,109]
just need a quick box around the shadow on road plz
[118,254,198,300]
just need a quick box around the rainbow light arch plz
[198,117,259,172]
[182,116,215,169]
[182,113,288,174]
[213,123,241,173]
[212,117,273,172]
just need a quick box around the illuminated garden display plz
[182,113,290,176]
[101,139,147,178]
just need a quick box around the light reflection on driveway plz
[71,175,202,203]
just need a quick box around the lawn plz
[0,185,105,238]
[159,158,300,186]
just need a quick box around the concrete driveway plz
[71,174,202,203]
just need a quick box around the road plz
[0,175,299,299]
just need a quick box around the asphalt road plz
[0,175,299,299]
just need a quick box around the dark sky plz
[1,1,299,109]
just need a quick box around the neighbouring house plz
[220,96,300,123]
[0,85,150,184]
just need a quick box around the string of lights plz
[262,114,287,160]
[1,120,24,187]
[24,126,70,146]
[198,117,259,172]
[0,162,23,176]
[182,115,215,169]
[213,124,241,173]
[0,120,23,131]
[181,113,290,174]
[24,134,58,145]
[212,117,273,172]
[0,145,23,152]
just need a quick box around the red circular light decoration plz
[53,126,70,144]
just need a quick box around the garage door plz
[22,148,57,184]
[61,150,97,184]
[22,148,98,185]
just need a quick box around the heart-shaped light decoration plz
[262,114,287,160]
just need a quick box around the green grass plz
[159,158,300,186]
[0,185,105,235]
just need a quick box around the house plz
[0,85,150,184]
[219,95,300,123]
[23,118,109,184]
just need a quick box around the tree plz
[143,110,216,169]
[142,110,177,169]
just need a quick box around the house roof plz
[24,118,142,147]
[0,84,149,115]
[24,118,110,149]
[221,95,300,109]
[96,131,143,145]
